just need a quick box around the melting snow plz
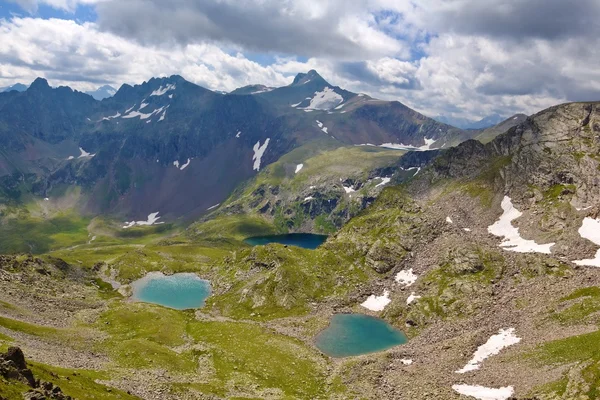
[125,105,136,113]
[446,216,454,224]
[342,185,355,194]
[488,196,555,254]
[304,196,314,201]
[67,156,74,160]
[376,177,391,188]
[252,138,270,171]
[301,87,343,110]
[173,160,180,168]
[295,164,304,173]
[396,268,417,287]
[123,212,163,229]
[236,131,242,138]
[123,106,165,120]
[180,158,191,170]
[291,101,303,108]
[158,109,167,121]
[379,137,436,151]
[361,290,391,312]
[400,359,413,365]
[456,328,521,373]
[316,120,323,128]
[464,228,472,232]
[452,385,514,400]
[102,112,121,121]
[322,127,328,134]
[150,83,176,97]
[207,204,220,211]
[78,147,95,158]
[407,292,421,305]
[574,217,600,267]
[139,102,149,110]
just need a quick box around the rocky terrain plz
[0,101,599,400]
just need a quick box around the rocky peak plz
[28,77,51,92]
[291,70,328,86]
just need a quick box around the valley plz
[1,74,600,400]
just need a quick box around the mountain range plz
[0,70,495,225]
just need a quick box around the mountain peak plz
[28,77,50,91]
[291,70,327,86]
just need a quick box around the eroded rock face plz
[0,347,72,400]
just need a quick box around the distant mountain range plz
[434,114,508,130]
[85,85,117,100]
[0,83,28,93]
[0,70,515,224]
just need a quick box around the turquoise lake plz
[131,272,211,310]
[315,314,407,357]
[244,233,328,249]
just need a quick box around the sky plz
[1,0,599,120]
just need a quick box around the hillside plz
[0,101,599,399]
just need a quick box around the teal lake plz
[131,272,211,310]
[244,233,328,249]
[315,314,407,357]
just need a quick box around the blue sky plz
[1,0,599,121]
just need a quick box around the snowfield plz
[123,212,163,229]
[360,290,391,312]
[456,328,521,373]
[299,87,343,110]
[488,196,554,254]
[395,268,418,287]
[574,217,600,266]
[150,83,176,97]
[452,385,514,400]
[252,138,270,171]
[407,292,421,305]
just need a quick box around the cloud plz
[94,0,406,60]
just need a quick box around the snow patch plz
[44,198,49,201]
[488,196,555,254]
[376,177,391,188]
[207,204,220,211]
[342,185,355,194]
[291,101,303,108]
[123,212,164,229]
[150,83,176,97]
[180,158,191,170]
[396,268,417,287]
[236,131,242,138]
[66,156,74,160]
[295,164,304,174]
[102,111,121,121]
[446,216,453,224]
[573,217,600,267]
[379,137,436,151]
[400,359,413,365]
[78,147,95,158]
[452,385,514,400]
[123,106,165,120]
[301,87,343,110]
[252,138,270,171]
[322,127,328,134]
[316,120,323,128]
[456,328,521,373]
[407,292,421,305]
[464,228,472,232]
[304,196,314,202]
[361,290,391,312]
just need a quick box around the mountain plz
[0,83,28,93]
[0,71,473,225]
[474,113,528,143]
[436,113,507,129]
[85,84,117,100]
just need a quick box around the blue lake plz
[244,233,328,249]
[315,314,407,358]
[131,272,211,310]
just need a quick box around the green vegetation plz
[187,214,277,244]
[549,286,600,325]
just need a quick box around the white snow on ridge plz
[361,290,391,312]
[488,196,555,254]
[295,164,304,173]
[376,177,391,188]
[396,268,417,287]
[452,385,514,400]
[150,83,176,97]
[180,158,191,170]
[252,138,270,171]
[574,217,600,267]
[301,87,343,111]
[456,328,521,374]
[407,292,421,305]
[123,212,163,229]
[78,147,95,158]
[342,185,355,194]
